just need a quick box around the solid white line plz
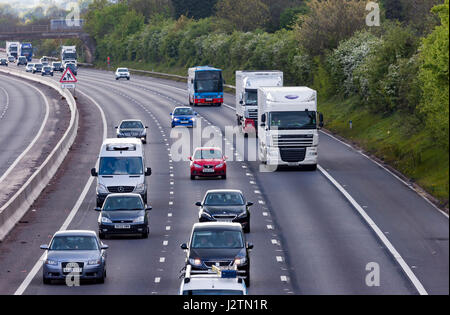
[0,86,9,120]
[318,165,428,295]
[320,130,448,219]
[0,77,50,185]
[13,88,108,295]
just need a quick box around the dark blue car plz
[171,107,197,128]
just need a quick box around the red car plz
[189,147,227,180]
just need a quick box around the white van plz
[91,138,152,207]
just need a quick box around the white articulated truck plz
[61,45,77,66]
[6,41,20,59]
[258,87,324,170]
[235,71,283,136]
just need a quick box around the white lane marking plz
[276,256,283,262]
[159,257,165,263]
[271,239,279,245]
[154,277,161,283]
[166,226,171,231]
[0,86,9,120]
[263,212,269,217]
[0,78,50,185]
[163,240,168,246]
[320,131,448,219]
[13,87,108,296]
[267,225,274,230]
[168,213,172,217]
[318,165,428,295]
[280,276,288,282]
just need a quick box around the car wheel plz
[244,221,250,233]
[127,77,130,80]
[115,78,118,80]
[99,232,106,240]
[43,277,51,285]
[143,137,147,144]
[97,269,105,284]
[245,272,250,287]
[142,227,149,239]
[190,175,195,180]
[222,174,227,180]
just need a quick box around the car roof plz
[53,230,97,237]
[205,189,243,195]
[193,222,242,231]
[174,106,193,110]
[182,277,246,292]
[120,119,143,123]
[105,193,143,199]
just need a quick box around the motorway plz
[0,64,447,295]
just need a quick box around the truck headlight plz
[97,184,108,194]
[134,183,146,193]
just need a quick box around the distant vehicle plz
[65,62,77,76]
[115,68,130,80]
[235,71,283,136]
[181,222,253,287]
[95,193,152,239]
[52,61,63,72]
[7,55,15,63]
[179,264,247,295]
[41,65,54,76]
[188,66,224,106]
[40,56,49,65]
[6,41,20,59]
[17,56,27,66]
[61,45,77,66]
[115,119,148,144]
[258,87,324,170]
[20,43,33,62]
[170,107,197,128]
[25,63,35,72]
[189,147,227,180]
[90,138,152,207]
[196,190,252,233]
[40,230,108,284]
[32,63,43,73]
[0,58,8,66]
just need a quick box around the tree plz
[129,0,173,22]
[215,0,270,32]
[171,0,218,19]
[382,0,404,21]
[279,5,308,30]
[294,0,367,56]
[261,0,305,32]
[419,0,449,147]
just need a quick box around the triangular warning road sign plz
[60,67,78,83]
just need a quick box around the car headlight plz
[88,259,101,265]
[133,215,145,223]
[237,211,247,218]
[193,163,202,168]
[97,184,108,194]
[101,216,112,224]
[45,259,58,265]
[215,163,224,169]
[189,258,202,266]
[201,211,213,219]
[134,183,146,193]
[173,118,179,121]
[234,257,247,266]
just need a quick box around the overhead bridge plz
[0,24,96,63]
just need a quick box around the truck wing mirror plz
[91,168,98,177]
[319,112,324,128]
[261,114,266,123]
[145,167,152,176]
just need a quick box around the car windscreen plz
[50,236,99,251]
[174,108,194,116]
[99,157,143,175]
[204,192,244,206]
[191,230,244,249]
[183,290,244,295]
[35,64,43,68]
[44,67,51,71]
[194,149,222,159]
[120,121,143,129]
[103,196,144,211]
[118,69,128,72]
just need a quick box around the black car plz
[95,193,151,239]
[41,65,54,76]
[0,58,8,66]
[196,190,252,233]
[17,56,27,66]
[52,62,63,72]
[65,63,77,76]
[181,222,253,286]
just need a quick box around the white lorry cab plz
[179,265,247,295]
[236,71,283,136]
[91,138,152,207]
[258,87,324,170]
[61,45,77,66]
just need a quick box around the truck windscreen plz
[244,89,257,105]
[194,71,223,93]
[63,53,77,59]
[269,111,317,130]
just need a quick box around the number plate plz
[287,162,298,166]
[63,268,82,273]
[206,98,213,102]
[180,121,189,124]
[203,169,215,173]
[114,224,131,229]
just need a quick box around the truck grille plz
[247,109,258,120]
[279,148,306,162]
[272,134,314,147]
[108,186,134,193]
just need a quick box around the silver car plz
[115,119,148,143]
[40,230,108,284]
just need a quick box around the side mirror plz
[101,244,109,250]
[91,168,98,177]
[194,112,198,116]
[247,202,254,207]
[239,100,243,105]
[145,126,148,129]
[188,156,192,161]
[191,79,194,84]
[94,207,102,212]
[319,112,324,128]
[145,167,152,176]
[180,243,188,250]
[224,156,228,160]
[146,206,152,211]
[170,113,173,116]
[247,242,254,250]
[261,114,266,123]
[40,244,49,250]
[195,202,202,207]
